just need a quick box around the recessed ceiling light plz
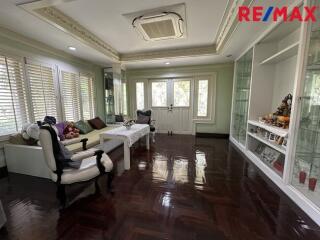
[165,62,170,65]
[68,46,76,51]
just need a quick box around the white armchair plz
[39,126,114,207]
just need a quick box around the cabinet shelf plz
[248,120,289,137]
[260,42,299,65]
[248,150,283,178]
[248,132,286,154]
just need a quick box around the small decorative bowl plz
[123,120,134,130]
[125,125,132,130]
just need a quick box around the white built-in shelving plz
[229,0,320,227]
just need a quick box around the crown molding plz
[0,26,98,68]
[215,0,253,52]
[18,3,120,62]
[120,45,217,62]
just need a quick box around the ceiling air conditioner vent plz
[132,12,184,41]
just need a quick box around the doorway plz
[148,78,193,134]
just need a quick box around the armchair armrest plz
[94,150,105,173]
[71,148,96,161]
[80,138,88,151]
[61,138,88,151]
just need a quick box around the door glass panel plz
[152,81,167,107]
[291,12,320,206]
[136,82,144,110]
[173,80,190,107]
[197,80,209,116]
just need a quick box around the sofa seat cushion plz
[65,126,118,153]
[50,153,113,184]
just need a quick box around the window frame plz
[136,81,145,110]
[0,52,29,139]
[0,51,97,138]
[80,72,96,120]
[25,58,61,123]
[193,74,216,122]
[59,69,82,122]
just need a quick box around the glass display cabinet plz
[291,7,320,207]
[104,71,115,123]
[231,48,253,146]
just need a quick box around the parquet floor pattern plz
[0,134,320,240]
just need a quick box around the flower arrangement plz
[123,120,135,130]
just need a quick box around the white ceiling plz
[0,0,113,66]
[55,0,227,54]
[0,0,231,68]
[0,0,293,69]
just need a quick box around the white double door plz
[147,78,193,134]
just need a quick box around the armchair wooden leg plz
[56,184,66,208]
[95,177,101,195]
[152,132,155,143]
[107,171,114,194]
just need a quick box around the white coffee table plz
[100,124,150,170]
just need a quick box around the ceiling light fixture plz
[165,62,171,65]
[68,46,76,51]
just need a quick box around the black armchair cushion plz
[136,115,150,124]
[136,110,152,124]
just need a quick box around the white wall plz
[127,63,234,134]
[272,55,297,110]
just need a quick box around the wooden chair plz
[136,110,156,142]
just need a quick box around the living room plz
[0,0,320,239]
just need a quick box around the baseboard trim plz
[195,133,229,139]
[0,166,8,179]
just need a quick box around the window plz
[174,80,190,107]
[122,83,128,115]
[80,73,95,120]
[152,81,167,107]
[0,55,29,135]
[136,82,144,110]
[60,71,81,122]
[26,63,58,121]
[197,80,209,117]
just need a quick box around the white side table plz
[0,200,6,228]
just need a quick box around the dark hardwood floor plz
[0,134,320,240]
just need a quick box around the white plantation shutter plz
[0,55,29,134]
[60,71,81,121]
[26,63,58,122]
[80,73,95,120]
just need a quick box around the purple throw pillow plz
[55,122,66,140]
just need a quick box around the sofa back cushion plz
[74,120,93,134]
[88,117,107,129]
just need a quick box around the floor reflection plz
[1,134,320,240]
[195,150,207,185]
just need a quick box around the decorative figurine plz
[260,94,292,129]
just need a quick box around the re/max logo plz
[238,6,318,22]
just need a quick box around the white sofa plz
[4,126,122,179]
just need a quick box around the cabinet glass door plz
[232,49,253,146]
[291,8,320,206]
